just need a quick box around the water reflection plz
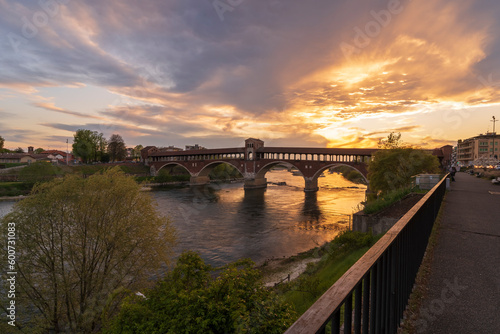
[0,170,366,267]
[301,192,322,225]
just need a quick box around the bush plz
[0,182,32,196]
[363,187,414,214]
[105,252,295,334]
[323,230,377,257]
[18,162,64,184]
[368,148,439,196]
[1,168,175,332]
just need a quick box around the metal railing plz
[285,174,448,334]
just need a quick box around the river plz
[0,170,366,267]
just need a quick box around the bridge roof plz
[149,147,245,157]
[258,147,378,155]
[149,146,378,157]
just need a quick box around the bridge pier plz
[190,175,210,186]
[304,178,319,192]
[244,177,267,190]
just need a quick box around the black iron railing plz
[285,175,448,334]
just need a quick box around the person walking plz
[449,166,456,181]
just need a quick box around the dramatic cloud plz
[34,102,104,119]
[1,0,500,149]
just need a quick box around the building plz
[140,146,158,164]
[159,146,183,152]
[0,153,37,164]
[41,150,75,165]
[457,132,500,166]
[185,144,206,151]
[431,145,454,170]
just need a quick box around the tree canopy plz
[72,129,108,163]
[104,251,295,334]
[368,147,440,196]
[378,132,406,149]
[0,135,4,149]
[133,145,143,162]
[107,134,127,162]
[0,168,176,333]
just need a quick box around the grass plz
[0,182,32,197]
[281,248,371,316]
[0,163,28,168]
[71,163,150,175]
[363,187,417,214]
[275,231,382,319]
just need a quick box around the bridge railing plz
[284,174,448,334]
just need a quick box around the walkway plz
[417,172,500,333]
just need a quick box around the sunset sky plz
[1,0,500,151]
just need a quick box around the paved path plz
[417,172,500,334]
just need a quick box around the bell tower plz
[244,138,264,161]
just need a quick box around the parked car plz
[495,164,500,170]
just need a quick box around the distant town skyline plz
[1,0,500,151]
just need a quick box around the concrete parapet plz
[415,174,442,190]
[352,212,399,235]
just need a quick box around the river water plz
[0,170,366,267]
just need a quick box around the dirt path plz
[260,256,321,287]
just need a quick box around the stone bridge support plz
[304,177,319,192]
[244,176,267,190]
[190,175,210,186]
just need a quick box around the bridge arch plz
[197,161,244,178]
[255,161,304,180]
[312,163,369,185]
[156,162,193,176]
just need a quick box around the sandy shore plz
[259,253,322,287]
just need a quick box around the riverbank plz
[258,230,381,318]
[0,195,26,201]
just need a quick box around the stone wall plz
[353,193,425,235]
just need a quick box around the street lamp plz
[492,116,498,162]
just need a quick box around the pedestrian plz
[449,166,456,181]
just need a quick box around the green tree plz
[368,148,440,196]
[14,147,24,153]
[108,134,127,162]
[378,132,406,149]
[73,129,108,163]
[0,168,176,333]
[94,131,108,162]
[18,161,63,184]
[104,252,296,334]
[209,163,243,180]
[0,135,4,149]
[133,144,143,162]
[34,147,45,154]
[73,129,95,163]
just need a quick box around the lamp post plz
[492,116,498,162]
